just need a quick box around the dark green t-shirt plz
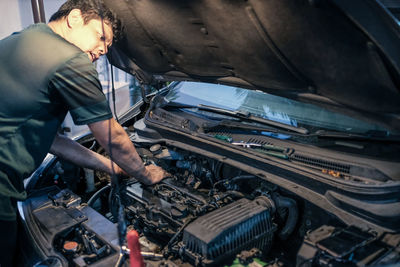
[0,23,112,220]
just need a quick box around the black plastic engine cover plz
[182,197,275,266]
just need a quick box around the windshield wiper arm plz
[165,102,309,134]
[313,130,400,141]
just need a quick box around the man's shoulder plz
[0,23,91,92]
[20,23,83,62]
[18,24,89,79]
[22,23,53,34]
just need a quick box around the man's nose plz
[99,43,108,55]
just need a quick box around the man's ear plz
[66,9,83,28]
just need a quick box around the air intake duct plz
[182,197,275,266]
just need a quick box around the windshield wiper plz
[313,130,400,142]
[165,102,309,134]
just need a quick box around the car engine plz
[109,144,288,266]
[22,141,400,266]
[122,179,276,266]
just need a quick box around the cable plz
[98,2,127,258]
[164,217,194,254]
[110,55,119,122]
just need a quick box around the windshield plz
[165,82,395,136]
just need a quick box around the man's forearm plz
[88,119,152,184]
[50,133,123,175]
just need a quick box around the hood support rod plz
[31,0,46,23]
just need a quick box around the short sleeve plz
[48,53,113,125]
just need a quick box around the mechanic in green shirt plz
[0,0,167,265]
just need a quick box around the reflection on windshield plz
[165,82,389,134]
[263,106,298,127]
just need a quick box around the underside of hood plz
[104,0,400,131]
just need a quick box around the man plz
[0,0,167,265]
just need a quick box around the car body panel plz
[105,0,400,130]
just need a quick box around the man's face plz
[66,9,113,62]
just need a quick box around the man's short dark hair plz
[49,0,121,41]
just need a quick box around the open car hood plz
[104,0,400,131]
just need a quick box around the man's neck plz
[47,20,68,40]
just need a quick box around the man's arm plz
[88,118,166,185]
[50,133,125,176]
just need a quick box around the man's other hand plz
[144,165,169,185]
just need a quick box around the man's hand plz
[89,118,168,185]
[116,164,168,185]
[143,165,169,185]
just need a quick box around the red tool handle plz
[127,230,145,267]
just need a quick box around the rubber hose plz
[87,183,111,207]
[213,175,256,189]
[109,185,119,220]
[275,196,298,240]
[224,190,245,199]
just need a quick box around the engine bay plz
[21,139,400,266]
